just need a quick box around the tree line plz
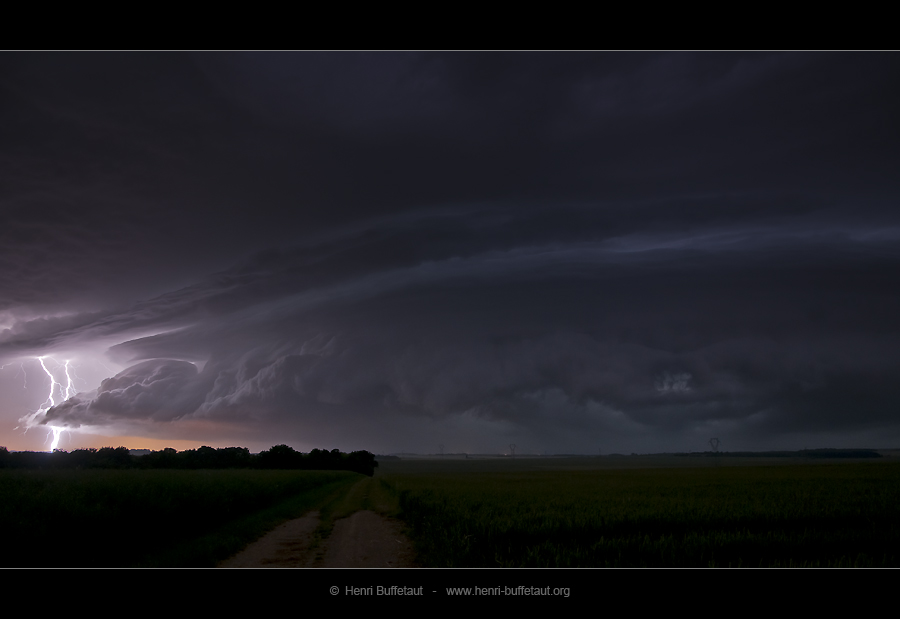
[0,444,378,476]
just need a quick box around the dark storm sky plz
[2,52,899,454]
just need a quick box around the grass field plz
[376,456,900,567]
[0,468,361,567]
[5,455,899,568]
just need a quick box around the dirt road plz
[217,509,418,568]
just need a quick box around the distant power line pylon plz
[439,443,444,457]
[709,438,720,468]
[509,443,516,458]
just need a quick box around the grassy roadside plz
[139,473,363,567]
[0,468,362,567]
[147,472,404,567]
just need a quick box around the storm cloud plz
[2,52,899,453]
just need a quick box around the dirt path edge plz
[217,509,418,568]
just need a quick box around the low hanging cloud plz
[42,359,208,428]
[33,237,900,453]
[4,53,900,453]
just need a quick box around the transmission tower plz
[709,438,720,468]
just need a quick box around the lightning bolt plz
[0,362,27,389]
[16,356,77,451]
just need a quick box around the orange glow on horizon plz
[2,431,246,453]
[67,434,233,452]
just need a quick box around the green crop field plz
[0,468,360,567]
[377,456,900,567]
[6,455,899,568]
